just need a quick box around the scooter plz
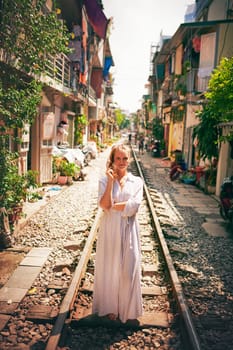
[77,144,92,166]
[151,141,160,157]
[219,177,233,228]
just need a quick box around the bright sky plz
[103,0,194,114]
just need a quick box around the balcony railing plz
[43,53,96,102]
[44,53,71,88]
[162,68,211,105]
[0,48,96,103]
[186,68,211,93]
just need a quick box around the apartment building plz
[150,0,233,195]
[0,0,114,184]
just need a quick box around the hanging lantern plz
[192,36,201,53]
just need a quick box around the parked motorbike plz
[151,141,160,157]
[76,144,93,166]
[219,176,233,228]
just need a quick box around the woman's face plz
[113,150,129,171]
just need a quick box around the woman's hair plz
[107,143,131,169]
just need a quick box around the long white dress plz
[92,172,143,323]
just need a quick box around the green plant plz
[27,191,43,203]
[183,60,191,74]
[57,159,80,177]
[0,1,71,210]
[74,114,88,145]
[1,0,70,74]
[152,117,164,142]
[52,156,61,174]
[24,170,39,189]
[173,74,187,96]
[0,152,25,211]
[64,162,79,177]
[205,167,217,186]
[0,151,41,213]
[180,171,196,180]
[193,57,233,161]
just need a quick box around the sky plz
[103,0,194,114]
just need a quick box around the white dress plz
[92,172,143,323]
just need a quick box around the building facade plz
[149,0,233,195]
[0,0,114,184]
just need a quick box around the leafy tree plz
[0,0,70,134]
[115,109,127,129]
[74,114,88,145]
[0,0,70,74]
[206,57,233,120]
[193,57,233,160]
[152,117,164,142]
[193,107,219,160]
[0,0,70,213]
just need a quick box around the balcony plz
[43,53,71,91]
[0,48,96,104]
[172,68,210,97]
[186,68,211,93]
[42,53,96,103]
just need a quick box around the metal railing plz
[44,53,96,102]
[186,68,211,93]
[45,53,71,88]
[0,48,96,103]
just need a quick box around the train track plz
[2,146,232,349]
[44,148,201,350]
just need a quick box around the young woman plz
[92,143,143,323]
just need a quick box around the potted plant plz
[56,158,80,185]
[52,156,62,183]
[56,159,68,185]
[25,170,41,202]
[0,151,42,228]
[205,166,217,194]
[62,162,79,185]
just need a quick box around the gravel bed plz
[69,160,182,350]
[1,147,232,350]
[0,151,107,350]
[139,151,233,350]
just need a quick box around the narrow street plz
[140,150,229,238]
[0,145,230,295]
[1,2,233,348]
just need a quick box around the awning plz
[83,0,109,39]
[103,56,113,80]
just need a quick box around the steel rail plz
[132,149,202,350]
[46,147,201,350]
[45,207,103,350]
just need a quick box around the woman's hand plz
[112,201,126,211]
[106,167,118,182]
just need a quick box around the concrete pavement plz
[136,150,231,238]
